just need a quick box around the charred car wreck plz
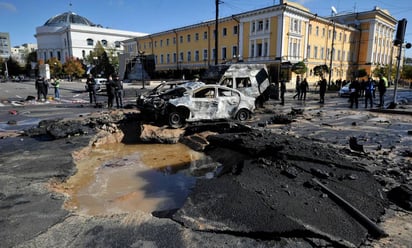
[137,81,255,128]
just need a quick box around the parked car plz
[94,78,107,92]
[137,81,255,128]
[338,82,351,97]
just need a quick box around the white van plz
[218,64,271,106]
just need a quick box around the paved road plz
[1,79,411,131]
[0,79,152,131]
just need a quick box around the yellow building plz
[120,0,398,87]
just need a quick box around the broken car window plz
[236,78,251,88]
[194,88,215,98]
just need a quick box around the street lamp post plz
[328,7,337,86]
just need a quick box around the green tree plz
[3,56,24,77]
[86,41,115,78]
[402,64,412,80]
[63,57,85,80]
[291,61,307,76]
[24,51,37,77]
[313,64,329,78]
[46,57,63,78]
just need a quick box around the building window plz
[222,28,227,36]
[316,26,319,36]
[160,40,163,47]
[57,51,61,60]
[187,34,191,43]
[49,51,53,58]
[320,47,324,59]
[290,18,301,34]
[160,54,164,64]
[233,25,238,35]
[167,54,170,64]
[251,44,255,57]
[307,45,311,58]
[173,53,177,63]
[195,50,199,61]
[173,37,176,44]
[308,24,312,35]
[232,46,238,58]
[203,31,208,40]
[265,19,269,30]
[179,52,184,62]
[187,51,191,62]
[101,40,108,47]
[195,33,199,41]
[180,36,183,43]
[252,22,255,32]
[322,28,325,37]
[203,49,208,61]
[221,47,227,60]
[115,41,121,48]
[314,46,318,59]
[87,38,94,46]
[82,50,85,58]
[258,20,264,31]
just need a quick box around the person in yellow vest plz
[51,77,60,100]
[377,74,388,108]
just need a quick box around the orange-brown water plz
[65,142,207,215]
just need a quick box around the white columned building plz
[35,11,147,64]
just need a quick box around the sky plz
[1,0,411,57]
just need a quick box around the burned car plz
[137,81,255,128]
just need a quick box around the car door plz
[190,86,218,120]
[216,87,240,118]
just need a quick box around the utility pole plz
[328,7,337,86]
[215,0,220,65]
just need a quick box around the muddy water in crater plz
[67,142,208,216]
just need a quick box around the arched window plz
[114,41,121,48]
[101,40,108,46]
[87,38,94,46]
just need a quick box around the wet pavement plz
[0,81,411,247]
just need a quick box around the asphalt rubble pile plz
[0,110,411,247]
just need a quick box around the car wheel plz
[236,109,250,121]
[168,111,185,128]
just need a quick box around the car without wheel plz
[137,81,255,128]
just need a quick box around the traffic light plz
[394,18,407,46]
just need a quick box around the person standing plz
[106,75,115,109]
[364,77,375,108]
[293,76,301,100]
[113,75,124,108]
[51,77,60,100]
[35,76,47,101]
[318,77,327,104]
[377,74,388,108]
[280,80,286,105]
[299,78,309,101]
[349,79,360,108]
[85,74,97,104]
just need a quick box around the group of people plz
[280,76,321,105]
[35,76,60,102]
[280,74,387,108]
[86,74,124,109]
[292,76,310,101]
[348,75,388,109]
